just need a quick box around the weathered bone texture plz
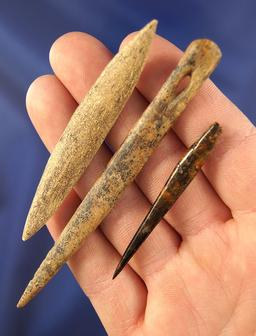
[113,122,222,279]
[17,39,221,308]
[22,19,157,241]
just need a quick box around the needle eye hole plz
[174,73,191,96]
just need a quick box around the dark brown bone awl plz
[17,39,221,308]
[113,122,222,279]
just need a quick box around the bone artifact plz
[17,37,221,308]
[113,122,222,279]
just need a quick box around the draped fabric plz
[0,1,255,335]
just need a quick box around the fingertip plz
[49,31,111,74]
[49,32,91,67]
[26,74,56,119]
[25,73,77,152]
[119,31,138,50]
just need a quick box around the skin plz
[26,31,256,335]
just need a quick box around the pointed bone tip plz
[16,278,39,308]
[22,231,29,241]
[146,19,158,32]
[22,226,39,241]
[140,19,158,38]
[112,259,126,280]
[112,268,120,280]
[125,19,157,52]
[134,19,157,40]
[22,226,34,241]
[16,300,23,309]
[22,215,42,241]
[16,294,27,309]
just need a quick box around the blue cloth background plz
[0,0,255,335]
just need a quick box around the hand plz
[26,31,256,335]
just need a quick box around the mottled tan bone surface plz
[22,19,157,241]
[17,39,221,308]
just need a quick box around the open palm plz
[26,31,256,335]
